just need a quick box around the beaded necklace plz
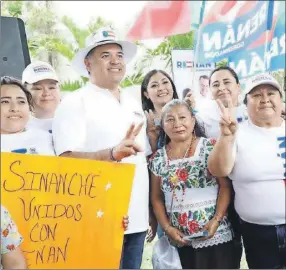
[166,134,197,203]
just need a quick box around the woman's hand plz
[146,212,158,243]
[184,91,196,109]
[197,218,220,241]
[217,99,238,136]
[166,226,188,247]
[145,110,161,139]
[122,215,129,231]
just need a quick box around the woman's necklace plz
[166,135,197,203]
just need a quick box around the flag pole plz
[191,0,205,93]
[264,0,274,73]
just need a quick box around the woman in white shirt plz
[208,73,286,269]
[1,76,55,155]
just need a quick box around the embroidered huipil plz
[149,138,233,248]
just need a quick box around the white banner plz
[171,49,215,99]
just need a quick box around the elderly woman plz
[208,73,286,269]
[1,205,27,269]
[1,76,55,155]
[149,99,236,269]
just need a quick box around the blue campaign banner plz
[268,2,285,71]
[228,1,285,80]
[197,1,272,64]
[228,45,266,83]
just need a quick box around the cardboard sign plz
[1,152,135,269]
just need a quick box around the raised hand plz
[184,91,196,109]
[112,122,144,161]
[217,99,237,136]
[144,110,161,138]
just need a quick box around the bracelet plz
[164,224,171,233]
[110,147,118,162]
[213,214,223,224]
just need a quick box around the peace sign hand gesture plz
[112,122,144,161]
[217,99,238,136]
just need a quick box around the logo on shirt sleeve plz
[11,148,27,154]
[277,136,286,180]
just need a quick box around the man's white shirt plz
[52,82,151,234]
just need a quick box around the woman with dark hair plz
[141,69,197,151]
[0,76,55,155]
[196,66,248,139]
[149,99,236,269]
[195,66,247,268]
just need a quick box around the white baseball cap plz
[72,27,137,78]
[22,61,59,84]
[245,73,282,96]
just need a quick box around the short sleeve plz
[52,92,87,156]
[148,149,163,176]
[1,205,23,255]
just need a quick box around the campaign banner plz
[197,1,272,64]
[1,152,135,269]
[171,49,215,99]
[229,1,285,84]
[267,1,285,71]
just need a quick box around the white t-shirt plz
[26,115,53,133]
[52,82,152,234]
[196,100,248,139]
[229,119,286,225]
[1,128,55,156]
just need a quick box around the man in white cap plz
[52,27,152,269]
[22,61,61,133]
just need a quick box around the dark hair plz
[199,75,209,81]
[1,76,34,111]
[160,99,206,146]
[141,69,179,112]
[209,66,240,86]
[182,88,191,99]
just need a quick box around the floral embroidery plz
[1,205,23,255]
[149,138,233,246]
[176,168,189,182]
[188,220,200,233]
[210,138,216,146]
[178,212,188,227]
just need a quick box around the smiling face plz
[1,84,30,134]
[210,69,240,107]
[246,84,283,125]
[84,43,126,87]
[26,79,60,118]
[144,72,174,109]
[162,104,195,143]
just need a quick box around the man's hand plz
[122,215,129,231]
[112,122,144,161]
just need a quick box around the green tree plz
[140,31,195,70]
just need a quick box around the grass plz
[141,237,248,269]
